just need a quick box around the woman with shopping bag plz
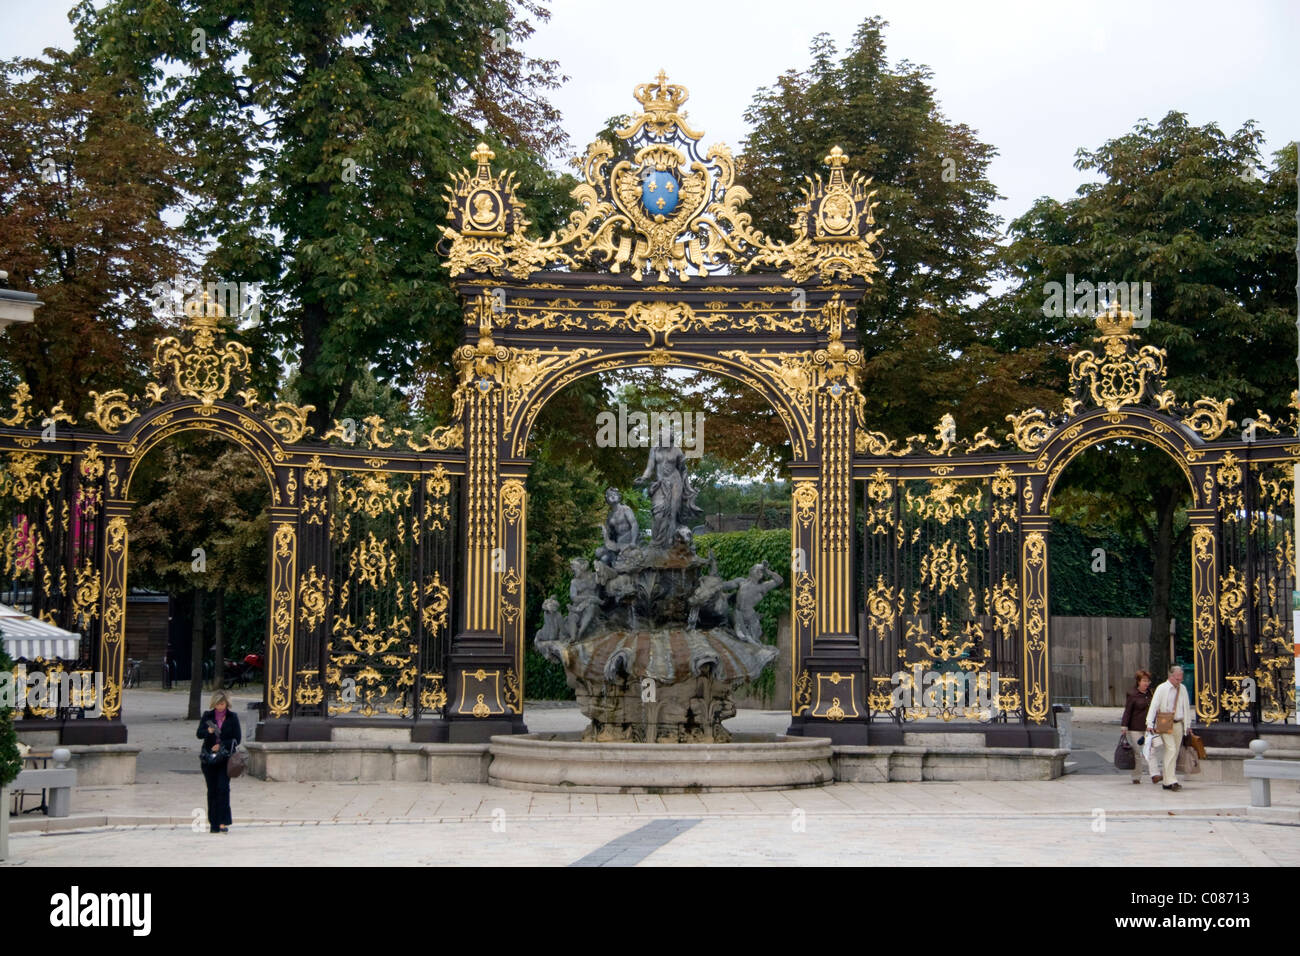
[1119,670,1155,784]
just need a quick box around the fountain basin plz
[487,732,833,793]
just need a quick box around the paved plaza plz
[3,688,1298,866]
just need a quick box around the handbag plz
[1154,685,1177,734]
[1113,732,1136,770]
[200,741,229,766]
[1185,731,1206,760]
[227,747,247,779]
[199,718,230,767]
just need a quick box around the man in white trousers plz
[1146,665,1192,791]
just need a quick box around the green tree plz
[0,647,21,789]
[739,17,1026,442]
[0,47,192,416]
[74,0,569,433]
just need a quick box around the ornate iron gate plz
[2,74,1293,748]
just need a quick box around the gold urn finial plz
[471,142,496,178]
[824,145,849,168]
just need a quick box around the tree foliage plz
[0,46,191,416]
[0,647,22,788]
[739,17,1030,441]
[73,0,569,432]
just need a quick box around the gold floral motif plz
[1,382,33,427]
[419,673,448,712]
[72,562,100,629]
[422,572,451,636]
[794,669,812,715]
[907,617,978,662]
[792,482,818,530]
[264,402,315,445]
[504,669,522,713]
[340,472,410,519]
[1005,408,1052,452]
[0,452,57,502]
[865,576,900,640]
[1218,567,1246,631]
[794,570,816,628]
[919,539,969,596]
[990,575,1019,642]
[301,455,329,525]
[500,480,525,524]
[85,390,139,433]
[905,479,982,525]
[297,566,330,633]
[1184,397,1235,441]
[349,532,396,589]
[295,671,324,706]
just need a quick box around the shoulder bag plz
[1154,686,1176,734]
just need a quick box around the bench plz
[1242,739,1300,807]
[12,749,77,817]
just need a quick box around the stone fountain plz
[487,421,832,792]
[534,422,780,743]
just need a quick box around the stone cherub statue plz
[634,420,701,549]
[567,557,600,642]
[729,561,784,644]
[594,487,639,566]
[687,552,738,630]
[534,596,566,663]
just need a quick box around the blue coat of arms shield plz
[640,169,680,218]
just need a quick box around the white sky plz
[2,0,1296,230]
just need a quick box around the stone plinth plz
[487,732,833,792]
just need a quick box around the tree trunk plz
[1147,483,1185,681]
[187,588,205,720]
[213,590,225,691]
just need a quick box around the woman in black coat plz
[196,689,241,833]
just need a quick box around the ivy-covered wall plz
[1048,521,1193,660]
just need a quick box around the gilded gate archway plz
[1,297,464,743]
[437,73,885,740]
[851,307,1297,744]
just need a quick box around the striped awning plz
[0,603,81,661]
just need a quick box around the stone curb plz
[10,804,1295,835]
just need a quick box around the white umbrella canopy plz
[0,603,81,661]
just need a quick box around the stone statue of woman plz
[634,420,701,549]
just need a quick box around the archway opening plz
[1047,436,1194,711]
[128,431,272,723]
[520,363,795,711]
